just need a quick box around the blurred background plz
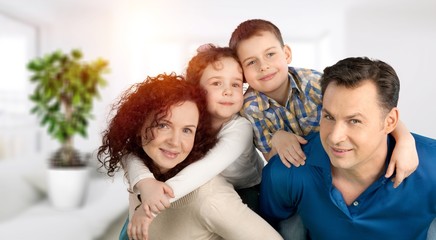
[0,0,435,239]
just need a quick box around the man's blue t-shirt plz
[260,132,436,240]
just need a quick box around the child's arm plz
[124,156,174,216]
[268,130,308,168]
[386,120,418,188]
[126,116,253,207]
[127,192,154,240]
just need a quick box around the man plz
[259,57,436,240]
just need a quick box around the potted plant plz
[27,49,109,209]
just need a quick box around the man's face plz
[320,80,396,172]
[236,31,291,97]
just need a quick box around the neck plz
[211,115,233,132]
[331,145,388,205]
[265,79,290,106]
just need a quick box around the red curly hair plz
[98,73,218,181]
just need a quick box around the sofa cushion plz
[0,159,44,221]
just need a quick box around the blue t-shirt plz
[260,132,436,240]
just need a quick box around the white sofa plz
[0,154,129,240]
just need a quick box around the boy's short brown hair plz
[229,19,285,51]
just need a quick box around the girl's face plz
[199,57,244,128]
[141,101,199,173]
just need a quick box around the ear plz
[283,44,292,64]
[384,107,399,134]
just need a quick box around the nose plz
[328,123,347,145]
[167,130,181,147]
[223,86,233,96]
[259,60,270,72]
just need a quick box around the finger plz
[283,152,300,167]
[136,227,142,240]
[142,204,153,219]
[155,202,166,212]
[127,222,133,240]
[296,135,308,144]
[278,152,291,168]
[289,147,306,165]
[385,161,395,178]
[141,224,149,240]
[162,184,175,198]
[161,198,171,209]
[149,205,161,214]
[393,171,405,188]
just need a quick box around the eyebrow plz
[322,108,365,119]
[241,46,278,64]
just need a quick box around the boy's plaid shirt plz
[240,67,323,153]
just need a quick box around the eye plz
[157,123,169,129]
[350,119,361,125]
[211,81,221,86]
[245,60,256,67]
[183,128,195,134]
[267,52,275,58]
[232,82,242,88]
[323,113,334,121]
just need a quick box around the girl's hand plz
[135,178,174,217]
[128,206,154,240]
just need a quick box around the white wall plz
[344,2,436,138]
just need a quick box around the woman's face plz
[141,101,199,173]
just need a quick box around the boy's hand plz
[135,178,174,217]
[385,136,418,188]
[271,130,307,168]
[128,206,154,240]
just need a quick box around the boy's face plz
[320,80,397,173]
[236,31,292,96]
[199,57,244,126]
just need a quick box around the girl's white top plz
[125,115,264,202]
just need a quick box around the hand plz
[271,130,307,168]
[135,178,174,218]
[385,135,418,188]
[128,206,154,240]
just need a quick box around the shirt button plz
[353,201,359,206]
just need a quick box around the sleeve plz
[122,155,155,193]
[200,177,283,240]
[165,117,254,202]
[259,156,296,226]
[240,109,272,154]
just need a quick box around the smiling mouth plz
[331,147,351,154]
[161,149,179,159]
[259,72,276,81]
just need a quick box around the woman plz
[98,73,282,240]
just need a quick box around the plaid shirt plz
[240,67,323,153]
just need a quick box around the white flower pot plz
[47,167,90,210]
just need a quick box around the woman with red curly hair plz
[99,73,281,240]
[98,73,217,181]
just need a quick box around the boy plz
[229,19,417,187]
